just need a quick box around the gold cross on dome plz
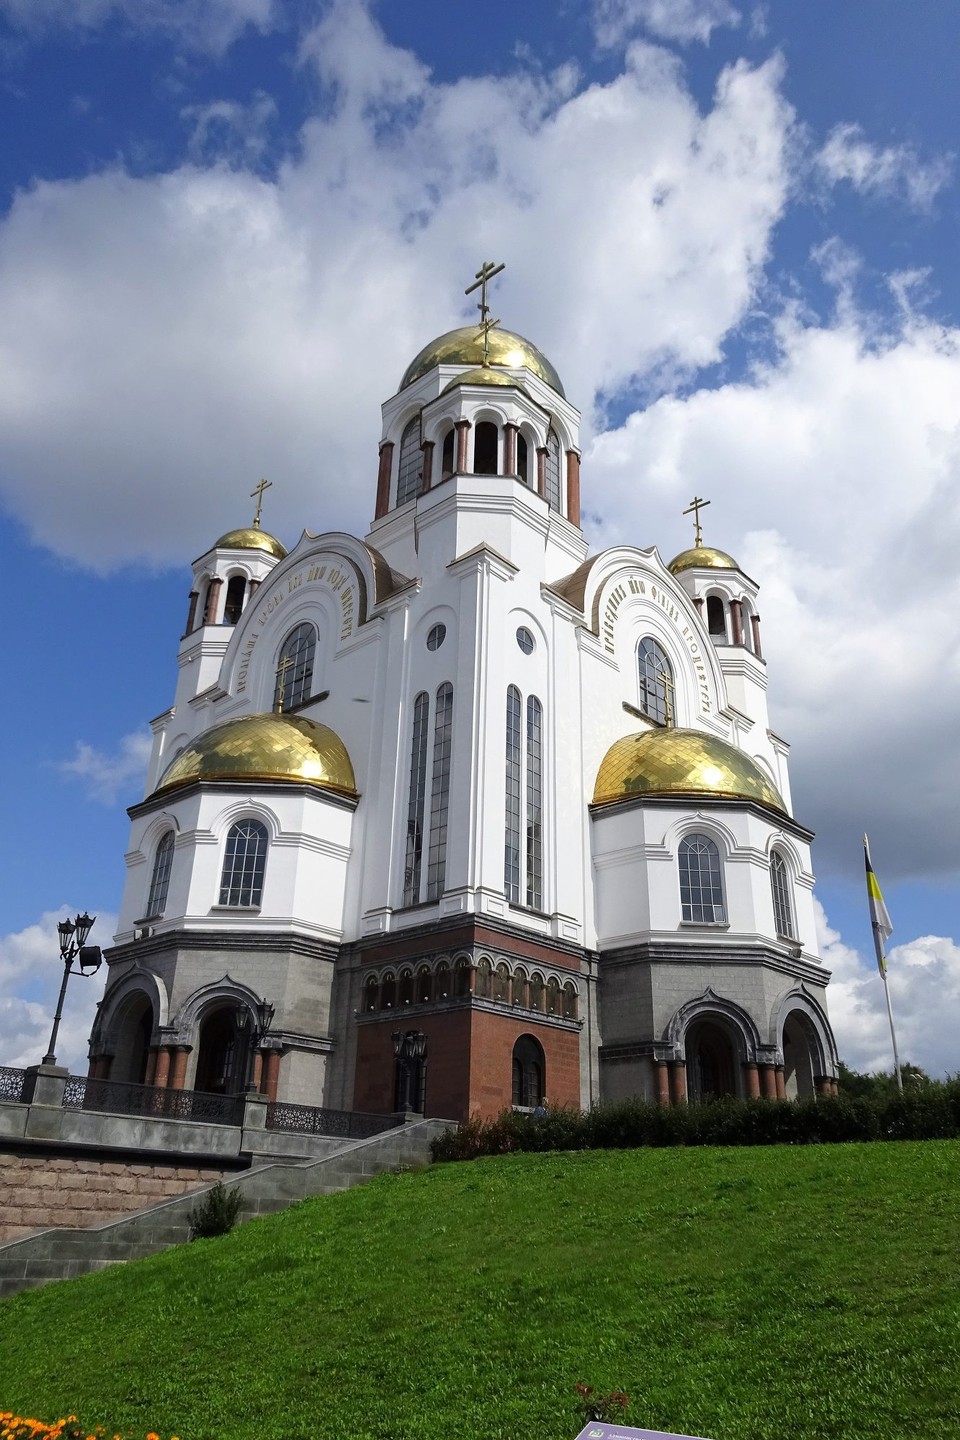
[682,495,711,547]
[250,477,272,529]
[465,260,505,366]
[275,653,295,713]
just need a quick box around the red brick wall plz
[469,1011,581,1119]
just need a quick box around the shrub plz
[187,1180,243,1240]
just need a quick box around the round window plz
[516,626,535,655]
[426,623,446,651]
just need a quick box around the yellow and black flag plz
[864,834,893,975]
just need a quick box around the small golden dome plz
[668,545,739,575]
[401,326,564,396]
[155,713,357,797]
[442,366,528,394]
[214,527,287,560]
[593,727,785,814]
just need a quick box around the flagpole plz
[864,833,903,1094]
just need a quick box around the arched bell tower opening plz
[194,1005,251,1095]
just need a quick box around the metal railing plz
[62,1075,243,1127]
[266,1101,401,1140]
[0,1066,26,1104]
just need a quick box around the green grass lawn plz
[3,1141,960,1440]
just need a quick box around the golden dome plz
[668,545,739,575]
[593,727,785,814]
[401,326,564,396]
[155,713,357,797]
[214,527,287,560]
[442,366,528,394]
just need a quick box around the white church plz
[88,267,839,1120]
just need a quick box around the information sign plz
[575,1425,711,1440]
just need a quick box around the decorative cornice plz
[105,929,340,966]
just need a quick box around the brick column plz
[750,613,763,658]
[375,441,394,519]
[566,450,581,527]
[420,441,434,493]
[252,1051,264,1094]
[759,1063,778,1099]
[144,1047,159,1087]
[669,1060,687,1105]
[248,577,261,598]
[263,1049,282,1102]
[169,1046,190,1091]
[184,590,199,635]
[730,598,744,645]
[202,577,222,625]
[654,1059,670,1106]
[152,1046,172,1090]
[503,423,518,476]
[744,1062,761,1099]
[775,1067,787,1101]
[455,419,470,473]
[536,446,547,498]
[815,1075,832,1097]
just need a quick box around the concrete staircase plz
[0,1116,453,1299]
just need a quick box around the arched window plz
[529,973,544,1012]
[455,959,473,996]
[417,966,433,1004]
[512,967,528,1007]
[512,1035,545,1109]
[678,834,726,924]
[526,695,543,909]
[396,416,422,506]
[771,851,796,939]
[562,982,578,1021]
[274,623,316,711]
[426,682,453,900]
[706,595,727,640]
[441,428,455,478]
[145,831,175,918]
[475,958,492,998]
[403,692,429,906]
[494,962,510,1003]
[516,433,529,486]
[474,421,498,475]
[399,969,414,1007]
[546,977,560,1015]
[435,960,451,998]
[219,820,268,907]
[364,975,379,1012]
[380,972,397,1009]
[505,685,522,903]
[505,687,544,908]
[545,428,562,510]
[223,575,246,625]
[638,638,674,726]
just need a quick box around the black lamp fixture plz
[392,1029,428,1113]
[236,997,276,1093]
[42,912,103,1066]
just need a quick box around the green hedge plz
[430,1082,960,1161]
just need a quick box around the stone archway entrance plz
[194,1006,250,1095]
[110,994,154,1085]
[782,1011,819,1099]
[686,1019,738,1102]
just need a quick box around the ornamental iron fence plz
[61,1074,243,1127]
[0,1066,26,1104]
[266,1101,401,1139]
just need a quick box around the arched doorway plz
[512,1035,545,1109]
[110,994,154,1085]
[782,1011,818,1099]
[686,1020,738,1102]
[194,1006,251,1095]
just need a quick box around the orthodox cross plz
[682,495,711,547]
[465,260,505,366]
[275,653,295,713]
[250,477,272,529]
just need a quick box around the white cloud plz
[0,909,116,1071]
[816,122,952,211]
[58,729,152,805]
[0,0,275,53]
[593,0,741,47]
[0,9,793,570]
[817,901,960,1078]
[181,93,278,166]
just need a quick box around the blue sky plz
[1,0,958,1076]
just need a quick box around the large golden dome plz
[214,527,287,560]
[400,326,564,396]
[155,714,357,797]
[668,545,739,575]
[593,728,784,814]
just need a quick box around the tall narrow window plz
[396,416,422,506]
[526,696,543,908]
[638,638,674,726]
[771,852,795,939]
[441,428,455,478]
[504,685,522,903]
[146,831,175,918]
[678,834,725,923]
[474,421,498,475]
[223,575,246,625]
[403,692,429,906]
[219,820,268,907]
[516,433,529,486]
[274,623,316,711]
[545,428,562,510]
[707,596,727,639]
[512,1035,545,1108]
[426,682,453,900]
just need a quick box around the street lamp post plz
[392,1029,428,1113]
[236,998,276,1093]
[42,912,103,1067]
